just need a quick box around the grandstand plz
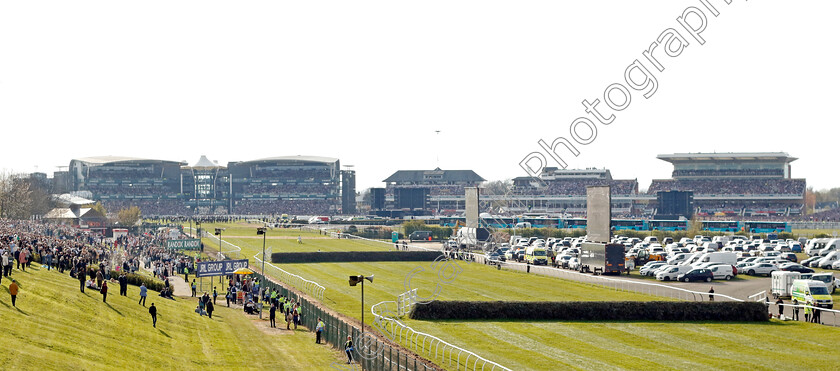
[382,168,484,215]
[228,156,344,216]
[69,156,187,216]
[510,168,639,215]
[649,153,806,218]
[69,155,353,216]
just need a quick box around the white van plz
[791,280,834,309]
[644,236,659,244]
[809,238,840,257]
[656,265,693,281]
[709,265,735,280]
[816,251,840,269]
[703,242,720,252]
[694,252,738,268]
[805,238,829,255]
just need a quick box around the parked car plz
[639,262,668,277]
[553,255,574,268]
[743,263,778,276]
[656,265,692,281]
[677,268,714,282]
[778,262,814,274]
[779,253,798,263]
[568,257,581,270]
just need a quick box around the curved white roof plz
[241,155,339,165]
[72,156,183,165]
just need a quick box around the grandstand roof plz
[72,156,184,165]
[191,155,222,169]
[657,152,797,163]
[53,193,96,206]
[383,168,485,183]
[238,155,339,165]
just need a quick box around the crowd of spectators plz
[648,179,806,195]
[242,183,334,196]
[234,199,333,215]
[252,168,333,182]
[87,184,180,198]
[672,169,785,178]
[513,179,638,196]
[102,199,189,216]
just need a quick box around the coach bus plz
[523,216,560,229]
[562,218,587,229]
[648,220,689,231]
[439,216,463,227]
[743,221,790,233]
[701,221,741,232]
[611,219,647,231]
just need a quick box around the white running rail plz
[371,300,511,371]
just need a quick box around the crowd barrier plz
[253,272,436,371]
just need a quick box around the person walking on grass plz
[184,266,189,283]
[139,283,147,306]
[9,279,19,307]
[191,279,197,297]
[101,281,108,303]
[149,303,157,328]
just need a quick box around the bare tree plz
[0,172,33,219]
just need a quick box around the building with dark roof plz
[382,168,485,214]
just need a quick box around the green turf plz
[0,263,344,369]
[405,319,840,371]
[194,222,840,371]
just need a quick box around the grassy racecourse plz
[0,262,342,370]
[197,222,840,370]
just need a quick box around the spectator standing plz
[139,283,147,306]
[344,335,354,364]
[9,279,19,307]
[191,279,197,297]
[206,298,215,319]
[776,298,784,318]
[315,318,325,343]
[213,287,218,304]
[269,303,277,328]
[708,287,714,301]
[101,281,108,303]
[792,299,800,321]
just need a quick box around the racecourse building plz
[383,168,485,215]
[648,152,806,218]
[68,155,353,216]
[510,168,639,215]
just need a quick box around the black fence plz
[253,272,436,371]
